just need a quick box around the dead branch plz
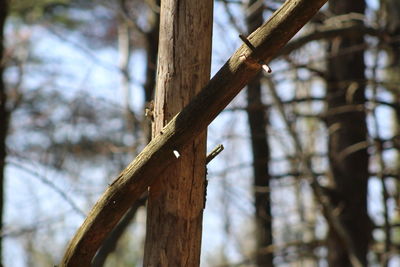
[280,23,382,56]
[206,144,225,164]
[7,160,86,217]
[60,0,328,265]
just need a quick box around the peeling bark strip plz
[60,0,328,265]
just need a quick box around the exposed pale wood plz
[142,0,213,265]
[60,0,328,265]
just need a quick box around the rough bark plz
[0,1,8,266]
[60,1,328,265]
[325,1,371,266]
[142,0,213,265]
[245,1,273,266]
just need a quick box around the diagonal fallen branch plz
[60,0,328,265]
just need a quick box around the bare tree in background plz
[6,0,400,265]
[143,0,213,265]
[325,0,372,265]
[245,1,273,266]
[377,0,400,264]
[92,2,160,265]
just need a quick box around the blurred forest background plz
[0,0,400,266]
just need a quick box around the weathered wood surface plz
[60,0,328,265]
[143,0,213,265]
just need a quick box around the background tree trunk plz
[325,0,371,266]
[380,1,400,264]
[143,0,213,266]
[91,5,160,265]
[143,1,159,104]
[60,2,329,264]
[0,1,8,266]
[143,2,159,141]
[245,1,273,266]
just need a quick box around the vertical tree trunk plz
[245,1,273,266]
[143,0,213,266]
[325,1,371,266]
[381,1,400,263]
[117,16,135,134]
[0,1,7,266]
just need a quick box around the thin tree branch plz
[221,0,245,34]
[7,160,86,217]
[370,48,391,266]
[206,144,225,164]
[265,77,364,267]
[280,23,383,56]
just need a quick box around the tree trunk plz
[245,1,273,266]
[143,0,213,266]
[0,1,8,266]
[60,2,329,264]
[380,1,400,264]
[325,1,371,266]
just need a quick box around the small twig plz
[7,160,86,217]
[206,144,224,164]
[239,34,272,73]
[265,77,364,267]
[222,0,245,34]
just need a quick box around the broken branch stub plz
[61,0,328,265]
